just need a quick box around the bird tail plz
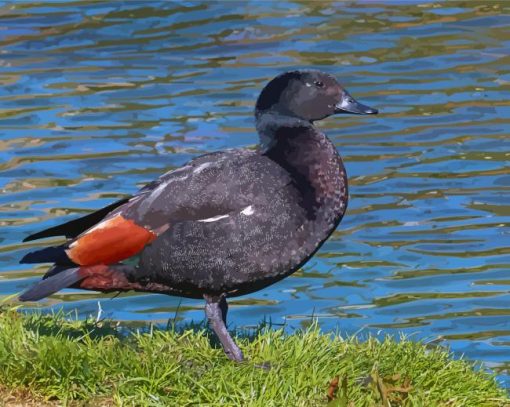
[20,245,72,265]
[19,264,140,302]
[19,267,83,302]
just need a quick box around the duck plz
[18,70,377,361]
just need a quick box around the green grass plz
[0,307,507,406]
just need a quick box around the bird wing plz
[23,149,284,268]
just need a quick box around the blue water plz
[1,0,509,386]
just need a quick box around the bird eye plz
[314,80,324,88]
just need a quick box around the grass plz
[0,307,508,406]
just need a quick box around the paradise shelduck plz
[19,70,377,361]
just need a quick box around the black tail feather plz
[23,198,129,242]
[19,267,83,301]
[20,245,71,265]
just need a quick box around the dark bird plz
[19,70,377,361]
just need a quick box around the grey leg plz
[204,294,244,362]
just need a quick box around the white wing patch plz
[241,205,254,216]
[197,205,254,223]
[198,214,230,223]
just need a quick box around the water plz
[1,0,509,386]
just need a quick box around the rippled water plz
[1,0,509,386]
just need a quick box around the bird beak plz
[334,91,378,115]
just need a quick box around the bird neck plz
[256,110,311,152]
[256,111,348,218]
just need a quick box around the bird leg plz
[204,293,244,362]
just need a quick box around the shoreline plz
[0,308,507,406]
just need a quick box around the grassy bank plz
[0,308,507,406]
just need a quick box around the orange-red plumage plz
[77,265,134,290]
[66,214,157,266]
